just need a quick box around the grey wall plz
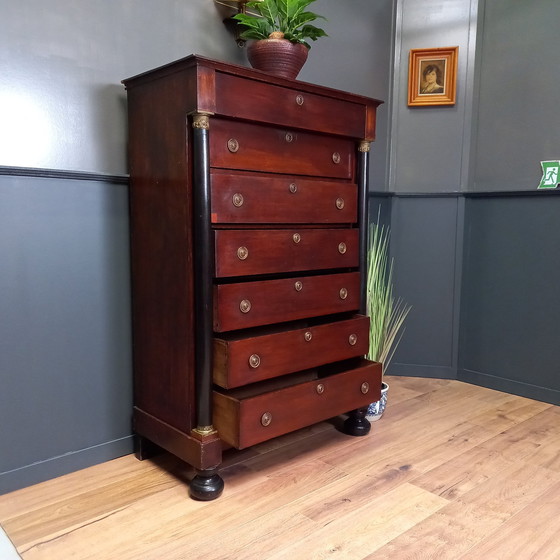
[386,0,560,406]
[0,1,394,493]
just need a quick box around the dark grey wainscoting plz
[459,191,560,405]
[0,168,133,494]
[369,190,560,406]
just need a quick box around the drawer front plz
[214,315,370,388]
[213,359,382,448]
[211,172,357,224]
[214,228,359,278]
[210,119,354,179]
[214,272,360,332]
[214,72,367,138]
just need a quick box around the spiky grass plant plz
[232,0,327,48]
[367,220,411,372]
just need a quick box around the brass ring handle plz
[339,288,348,300]
[296,94,304,106]
[293,233,301,244]
[239,299,252,313]
[316,383,325,395]
[332,152,341,164]
[338,242,347,254]
[232,193,244,207]
[336,198,345,210]
[285,132,294,143]
[261,412,272,427]
[304,331,313,342]
[249,354,261,368]
[237,246,249,260]
[361,382,370,394]
[228,138,239,153]
[289,183,298,194]
[294,281,303,292]
[348,334,357,346]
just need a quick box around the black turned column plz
[190,112,224,499]
[343,140,372,437]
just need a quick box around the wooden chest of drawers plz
[123,55,382,500]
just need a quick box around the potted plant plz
[233,0,327,79]
[366,218,411,421]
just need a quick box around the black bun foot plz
[343,407,371,436]
[189,469,224,501]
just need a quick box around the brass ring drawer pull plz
[316,383,325,395]
[339,288,348,300]
[293,233,301,244]
[296,94,304,106]
[348,334,357,346]
[261,412,272,427]
[237,246,248,260]
[361,382,370,394]
[338,242,347,254]
[289,183,298,194]
[304,331,313,342]
[336,198,345,210]
[249,354,261,368]
[232,193,244,207]
[239,299,252,313]
[285,132,294,143]
[332,152,341,164]
[228,138,239,153]
[294,281,303,292]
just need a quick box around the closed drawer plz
[214,314,370,388]
[211,171,357,224]
[213,359,382,448]
[214,72,367,138]
[214,228,359,278]
[214,272,360,332]
[210,119,354,179]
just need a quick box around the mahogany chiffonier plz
[122,55,383,500]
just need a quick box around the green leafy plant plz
[366,219,411,372]
[232,0,327,48]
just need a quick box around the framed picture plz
[408,46,458,106]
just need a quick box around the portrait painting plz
[408,47,458,106]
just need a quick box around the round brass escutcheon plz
[304,331,313,342]
[239,299,252,313]
[285,132,294,143]
[293,233,301,244]
[339,287,348,300]
[361,382,370,395]
[249,354,261,368]
[237,246,249,260]
[316,383,325,395]
[296,94,305,106]
[332,152,341,164]
[348,334,358,346]
[232,193,244,207]
[294,281,303,292]
[227,138,239,153]
[289,183,298,194]
[338,242,347,254]
[336,198,345,210]
[261,412,272,427]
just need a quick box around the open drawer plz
[213,359,382,449]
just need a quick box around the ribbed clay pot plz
[247,39,309,79]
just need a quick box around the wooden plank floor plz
[1,376,560,559]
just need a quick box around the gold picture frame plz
[408,47,458,107]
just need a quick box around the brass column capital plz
[358,140,371,153]
[191,112,214,130]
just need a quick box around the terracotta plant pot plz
[247,39,309,79]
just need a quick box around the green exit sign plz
[538,161,560,189]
